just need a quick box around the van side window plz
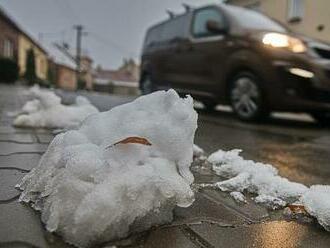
[145,14,189,49]
[192,8,225,38]
[162,15,187,42]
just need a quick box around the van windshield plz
[224,5,287,32]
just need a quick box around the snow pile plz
[18,90,198,247]
[208,149,308,209]
[301,185,330,231]
[13,86,99,129]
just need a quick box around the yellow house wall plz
[18,34,48,80]
[227,0,330,43]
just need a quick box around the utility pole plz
[74,25,84,87]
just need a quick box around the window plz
[192,8,225,38]
[162,15,188,41]
[145,14,189,48]
[3,39,14,58]
[288,0,304,22]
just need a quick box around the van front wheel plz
[229,71,268,121]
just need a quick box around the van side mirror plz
[206,20,228,34]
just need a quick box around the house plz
[93,59,140,95]
[1,5,94,90]
[45,43,77,90]
[0,6,48,81]
[225,0,330,43]
[18,33,48,81]
[0,7,19,61]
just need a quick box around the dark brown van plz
[140,4,330,122]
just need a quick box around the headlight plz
[262,33,307,53]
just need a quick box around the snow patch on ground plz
[18,90,198,247]
[204,148,330,231]
[208,149,308,209]
[13,86,99,129]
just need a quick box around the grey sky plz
[0,0,221,68]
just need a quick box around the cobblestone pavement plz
[1,84,330,248]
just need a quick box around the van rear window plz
[144,14,190,48]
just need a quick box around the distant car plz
[140,4,330,122]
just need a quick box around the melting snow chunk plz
[230,192,246,203]
[301,185,330,231]
[206,149,330,231]
[13,86,99,129]
[18,90,198,247]
[208,149,308,207]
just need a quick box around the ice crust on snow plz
[13,86,99,129]
[208,149,308,208]
[18,90,198,247]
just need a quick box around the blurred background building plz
[226,0,330,43]
[0,4,139,94]
[93,59,140,95]
[0,6,96,90]
[0,7,48,82]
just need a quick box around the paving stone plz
[36,133,54,144]
[0,153,41,171]
[201,189,269,223]
[142,227,198,248]
[0,201,72,248]
[0,169,26,202]
[0,133,36,143]
[34,129,54,134]
[0,201,48,247]
[0,142,47,156]
[189,221,330,248]
[0,126,19,134]
[174,192,246,226]
[0,118,14,126]
[0,241,41,247]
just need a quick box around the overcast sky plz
[0,0,221,69]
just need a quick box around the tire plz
[140,75,155,95]
[229,71,268,121]
[310,112,330,124]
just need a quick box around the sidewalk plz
[0,84,330,248]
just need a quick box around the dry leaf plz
[107,136,152,149]
[288,204,308,214]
